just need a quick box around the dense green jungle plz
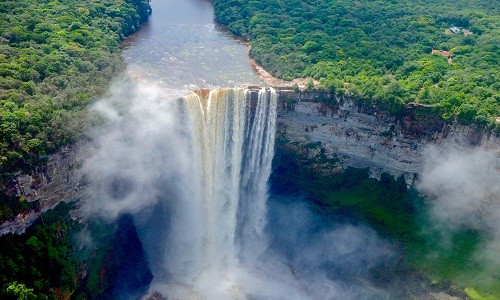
[214,0,499,129]
[0,202,151,299]
[0,0,150,220]
[0,0,498,299]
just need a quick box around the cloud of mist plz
[81,76,243,293]
[419,147,499,229]
[148,195,398,300]
[418,146,500,283]
[82,76,193,220]
[249,196,396,299]
[81,77,419,299]
[81,76,210,283]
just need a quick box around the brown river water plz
[122,0,262,89]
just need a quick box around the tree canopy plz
[0,203,78,299]
[0,0,150,220]
[0,0,150,181]
[214,0,499,130]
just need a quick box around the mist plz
[417,146,500,286]
[83,76,193,220]
[259,196,398,299]
[78,72,500,299]
[82,76,205,284]
[80,76,411,299]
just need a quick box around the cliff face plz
[275,89,499,185]
[2,88,498,235]
[0,141,90,236]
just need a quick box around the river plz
[122,0,261,89]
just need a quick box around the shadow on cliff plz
[100,214,153,299]
[75,213,153,300]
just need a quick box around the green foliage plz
[0,191,37,223]
[73,219,116,299]
[0,203,78,299]
[214,0,500,130]
[0,0,151,173]
[272,138,499,298]
[5,282,36,300]
[406,219,500,298]
[272,140,416,239]
[0,0,150,219]
[465,287,497,300]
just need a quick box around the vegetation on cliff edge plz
[0,0,151,220]
[214,0,499,130]
[0,203,78,299]
[0,203,152,299]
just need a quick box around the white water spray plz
[85,81,398,299]
[164,87,277,296]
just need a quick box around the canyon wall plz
[2,87,498,235]
[0,141,90,236]
[273,88,499,185]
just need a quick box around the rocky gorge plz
[2,87,498,236]
[1,83,498,299]
[5,0,499,298]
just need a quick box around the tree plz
[5,282,36,300]
[213,0,500,130]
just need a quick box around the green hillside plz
[214,0,499,129]
[0,0,150,220]
[0,0,150,180]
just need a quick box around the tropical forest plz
[0,0,498,299]
[214,0,499,128]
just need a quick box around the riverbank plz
[246,50,498,183]
[249,53,318,89]
[213,0,500,130]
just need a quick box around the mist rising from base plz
[83,78,397,299]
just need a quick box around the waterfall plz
[180,87,277,282]
[239,88,277,263]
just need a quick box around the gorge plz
[83,82,405,299]
[1,0,499,299]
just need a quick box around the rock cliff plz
[0,141,90,236]
[2,87,498,235]
[273,89,499,185]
